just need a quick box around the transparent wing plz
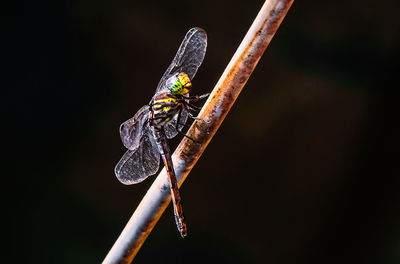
[155,27,207,94]
[119,105,150,150]
[164,108,188,139]
[115,127,160,185]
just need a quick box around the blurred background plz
[5,0,398,263]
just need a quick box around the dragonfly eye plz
[168,72,191,95]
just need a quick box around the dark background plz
[5,0,399,263]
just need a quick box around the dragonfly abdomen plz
[150,127,187,237]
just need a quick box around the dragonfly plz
[114,27,208,238]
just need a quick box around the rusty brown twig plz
[103,0,294,263]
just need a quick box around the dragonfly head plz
[167,72,192,95]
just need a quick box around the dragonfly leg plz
[183,93,209,112]
[184,93,210,101]
[178,129,199,143]
[174,107,199,143]
[185,103,202,111]
[181,99,204,117]
[176,121,200,143]
[187,111,209,123]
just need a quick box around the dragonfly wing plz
[156,27,207,94]
[115,128,160,184]
[119,105,150,150]
[164,107,188,139]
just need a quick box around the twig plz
[103,0,294,263]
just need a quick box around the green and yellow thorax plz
[150,93,181,127]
